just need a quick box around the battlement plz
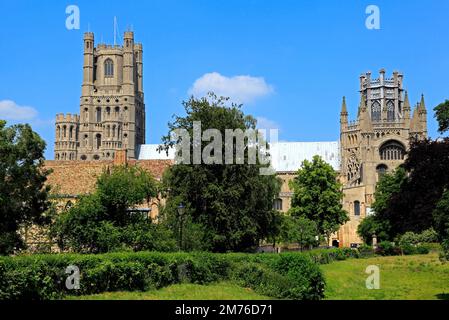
[55,113,80,123]
[83,32,94,40]
[360,69,403,89]
[96,44,123,50]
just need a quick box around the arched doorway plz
[332,239,340,248]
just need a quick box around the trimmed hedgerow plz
[0,251,324,300]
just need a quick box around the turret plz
[419,94,428,136]
[135,43,143,94]
[340,96,348,130]
[403,91,411,127]
[55,113,80,161]
[122,31,135,94]
[82,32,95,97]
[359,94,372,132]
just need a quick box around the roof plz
[269,141,340,172]
[137,142,340,172]
[137,144,175,160]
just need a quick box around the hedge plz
[0,246,432,300]
[0,251,324,300]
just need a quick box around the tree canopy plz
[51,165,175,253]
[288,155,348,240]
[0,120,51,254]
[160,94,281,252]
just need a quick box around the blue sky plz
[0,0,448,159]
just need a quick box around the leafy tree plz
[380,139,449,237]
[96,165,158,226]
[372,167,408,217]
[0,120,51,255]
[51,165,175,253]
[280,216,318,250]
[358,167,406,243]
[288,155,348,242]
[160,93,281,252]
[433,189,449,244]
[357,215,390,245]
[434,99,449,134]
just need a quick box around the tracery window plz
[379,141,405,160]
[371,101,381,121]
[387,100,395,121]
[104,59,114,77]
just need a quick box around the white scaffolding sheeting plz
[136,141,340,172]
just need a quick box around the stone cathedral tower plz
[55,31,145,161]
[336,69,427,247]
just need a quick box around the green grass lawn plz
[66,282,271,300]
[321,253,449,300]
[67,253,449,300]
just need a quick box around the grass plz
[321,252,449,300]
[66,282,271,300]
[67,253,449,300]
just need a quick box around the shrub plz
[358,244,375,258]
[400,243,417,255]
[272,254,325,300]
[376,241,400,256]
[415,245,430,255]
[418,228,439,243]
[231,254,325,300]
[0,251,325,300]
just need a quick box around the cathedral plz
[48,32,428,248]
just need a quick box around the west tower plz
[54,31,145,161]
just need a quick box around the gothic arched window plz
[371,101,381,121]
[387,100,395,121]
[354,201,361,216]
[104,59,114,77]
[380,141,405,160]
[273,198,283,211]
[96,107,102,122]
[376,164,388,181]
[96,134,102,149]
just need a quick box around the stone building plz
[55,31,145,161]
[49,32,428,248]
[336,69,427,247]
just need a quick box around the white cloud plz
[0,100,38,121]
[256,117,280,130]
[188,72,274,104]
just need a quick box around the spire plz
[341,96,348,114]
[410,104,419,132]
[340,96,348,129]
[357,93,366,118]
[403,91,410,111]
[359,94,372,132]
[419,94,427,113]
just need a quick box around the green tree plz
[0,120,51,255]
[371,167,407,217]
[288,155,348,242]
[378,139,449,238]
[160,93,281,252]
[357,215,390,245]
[96,165,158,226]
[280,216,318,250]
[434,99,449,134]
[51,165,175,253]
